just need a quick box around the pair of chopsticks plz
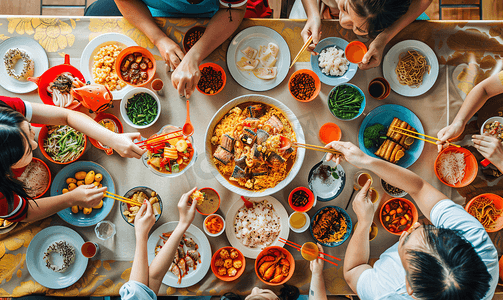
[278,238,340,267]
[104,191,142,206]
[290,36,313,69]
[292,142,343,156]
[135,130,183,149]
[390,125,460,148]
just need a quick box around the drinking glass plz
[95,220,116,240]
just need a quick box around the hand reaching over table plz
[72,184,107,208]
[436,120,464,152]
[156,36,185,72]
[171,58,202,99]
[353,179,377,227]
[473,134,503,172]
[134,200,156,238]
[177,187,198,230]
[301,17,321,55]
[358,37,385,70]
[325,141,371,168]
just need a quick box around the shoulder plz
[119,281,157,300]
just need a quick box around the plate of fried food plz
[147,222,211,288]
[382,40,439,97]
[80,33,136,100]
[358,104,425,169]
[310,205,352,247]
[211,246,246,281]
[120,186,163,226]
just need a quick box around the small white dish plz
[203,214,226,237]
[120,87,160,129]
[288,212,310,233]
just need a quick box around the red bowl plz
[196,62,226,96]
[288,69,321,102]
[255,246,295,286]
[319,122,342,144]
[38,125,87,165]
[465,193,503,232]
[30,157,51,199]
[288,187,315,212]
[196,187,221,216]
[211,246,246,281]
[434,146,478,188]
[88,113,123,155]
[115,46,156,87]
[379,197,418,236]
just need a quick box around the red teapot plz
[71,84,113,114]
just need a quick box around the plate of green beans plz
[40,125,86,164]
[120,88,160,129]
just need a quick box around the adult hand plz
[437,120,464,152]
[309,243,325,275]
[473,134,503,170]
[325,141,371,168]
[71,184,106,208]
[155,36,185,71]
[171,58,201,99]
[134,200,156,238]
[301,17,321,55]
[111,132,147,159]
[352,179,376,227]
[358,37,386,70]
[177,187,198,229]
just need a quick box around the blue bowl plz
[310,205,352,247]
[51,161,115,227]
[327,83,366,121]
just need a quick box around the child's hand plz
[437,120,464,152]
[110,133,147,159]
[301,16,321,55]
[177,187,198,229]
[134,200,156,238]
[71,184,106,208]
[310,243,324,275]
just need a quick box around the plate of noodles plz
[205,94,305,197]
[382,40,439,97]
[465,193,503,232]
[310,205,352,247]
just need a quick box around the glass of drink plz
[95,220,116,240]
[151,78,164,95]
[81,241,99,258]
[301,242,320,261]
[354,171,373,190]
[368,187,380,204]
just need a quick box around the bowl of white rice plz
[434,146,478,188]
[310,37,358,86]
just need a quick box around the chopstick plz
[135,130,183,148]
[390,125,460,148]
[281,241,339,267]
[104,191,142,206]
[279,238,341,261]
[289,35,313,69]
[292,142,343,156]
[446,66,450,127]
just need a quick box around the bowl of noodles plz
[466,193,503,232]
[205,94,305,197]
[310,205,352,247]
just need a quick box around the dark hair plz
[0,106,32,212]
[406,225,492,300]
[222,284,299,300]
[349,0,412,38]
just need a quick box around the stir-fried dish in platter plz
[211,102,297,191]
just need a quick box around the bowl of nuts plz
[183,26,206,53]
[196,62,226,96]
[115,46,156,87]
[120,186,163,227]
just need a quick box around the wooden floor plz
[1,0,503,20]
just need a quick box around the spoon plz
[182,100,194,137]
[240,196,254,209]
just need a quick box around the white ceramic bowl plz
[203,214,225,237]
[480,116,503,136]
[288,212,310,233]
[120,87,160,129]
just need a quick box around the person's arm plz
[24,185,105,222]
[30,103,145,158]
[300,0,321,54]
[326,141,447,220]
[309,243,327,300]
[148,187,197,293]
[359,0,432,70]
[438,72,503,149]
[130,200,156,286]
[171,5,245,98]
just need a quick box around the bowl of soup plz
[195,187,221,215]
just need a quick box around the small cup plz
[81,241,99,258]
[203,214,226,237]
[288,211,310,233]
[345,41,367,64]
[319,122,341,144]
[95,220,116,240]
[151,78,164,95]
[368,77,390,100]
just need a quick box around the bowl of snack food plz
[310,205,352,246]
[255,246,295,286]
[120,87,160,129]
[38,125,86,165]
[120,186,163,227]
[211,246,246,281]
[18,157,51,199]
[380,198,418,235]
[183,26,206,53]
[434,146,477,188]
[288,187,315,212]
[196,63,226,96]
[115,46,156,87]
[288,69,320,102]
[328,83,366,121]
[465,193,503,232]
[88,113,123,155]
[380,179,407,197]
[204,214,225,237]
[192,188,221,215]
[142,125,197,177]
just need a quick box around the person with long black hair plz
[0,96,145,223]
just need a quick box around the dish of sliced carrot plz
[205,215,224,234]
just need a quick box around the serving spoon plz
[182,100,194,137]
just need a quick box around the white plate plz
[226,26,290,91]
[382,40,439,97]
[0,37,48,94]
[26,226,88,289]
[147,222,211,288]
[204,94,305,197]
[225,195,289,259]
[80,33,136,100]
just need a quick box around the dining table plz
[0,15,502,297]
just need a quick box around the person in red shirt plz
[0,96,146,223]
